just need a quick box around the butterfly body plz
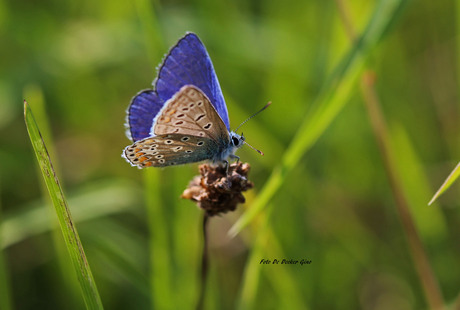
[123,85,244,168]
[123,32,245,168]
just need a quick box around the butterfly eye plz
[232,136,240,146]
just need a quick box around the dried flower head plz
[181,162,254,216]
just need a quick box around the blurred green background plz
[1,0,460,309]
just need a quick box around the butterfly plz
[122,32,267,168]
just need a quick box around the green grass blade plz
[390,124,448,238]
[229,0,408,236]
[22,84,84,303]
[428,161,460,206]
[24,101,104,310]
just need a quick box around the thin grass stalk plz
[334,2,444,307]
[24,101,103,310]
[230,0,408,236]
[336,1,445,307]
[360,73,444,309]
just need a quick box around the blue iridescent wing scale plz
[125,33,229,142]
[126,90,164,141]
[155,33,229,129]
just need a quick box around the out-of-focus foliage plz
[1,0,459,309]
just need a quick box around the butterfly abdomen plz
[209,137,238,163]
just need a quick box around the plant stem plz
[360,72,444,309]
[335,1,444,308]
[196,213,209,310]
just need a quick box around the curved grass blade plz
[22,84,86,302]
[428,161,460,206]
[230,0,408,237]
[24,101,104,310]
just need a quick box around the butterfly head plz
[230,131,265,156]
[230,132,245,148]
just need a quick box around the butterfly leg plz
[223,159,229,175]
[222,159,234,188]
[226,155,240,187]
[229,154,240,164]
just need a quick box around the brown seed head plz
[181,162,254,216]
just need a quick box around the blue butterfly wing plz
[126,32,230,142]
[155,33,230,130]
[126,90,163,142]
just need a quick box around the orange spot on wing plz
[143,162,153,167]
[134,148,141,152]
[138,156,148,162]
[135,152,145,157]
[161,116,171,123]
[167,109,176,115]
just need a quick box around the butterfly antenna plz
[234,102,271,133]
[244,141,264,156]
